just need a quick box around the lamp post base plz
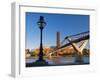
[26,59,48,67]
[34,59,49,66]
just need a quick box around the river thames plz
[26,56,89,66]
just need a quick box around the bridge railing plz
[61,31,89,46]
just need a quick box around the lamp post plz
[27,16,48,67]
[35,16,48,65]
[37,16,46,61]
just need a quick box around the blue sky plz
[26,12,89,50]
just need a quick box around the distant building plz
[56,32,60,49]
[25,49,31,58]
[25,49,30,54]
[56,32,60,55]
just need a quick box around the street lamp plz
[34,16,49,66]
[27,16,48,67]
[37,16,46,29]
[37,16,46,61]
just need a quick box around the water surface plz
[26,56,89,66]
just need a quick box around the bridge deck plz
[60,35,89,49]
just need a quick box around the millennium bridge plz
[48,31,89,62]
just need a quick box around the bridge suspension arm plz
[67,38,88,55]
[79,40,88,52]
[67,38,81,54]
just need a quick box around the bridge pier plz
[75,53,83,63]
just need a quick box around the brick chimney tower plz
[56,32,60,49]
